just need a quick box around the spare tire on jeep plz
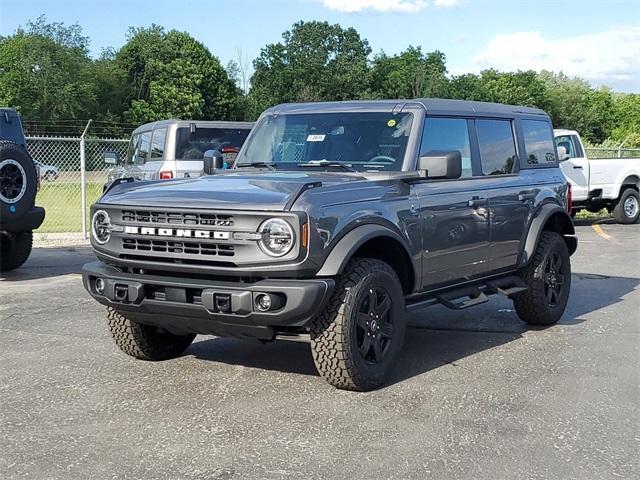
[0,141,37,218]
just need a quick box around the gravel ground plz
[1,220,638,479]
[33,232,90,248]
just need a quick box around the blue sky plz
[1,0,639,92]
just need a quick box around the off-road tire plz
[0,231,33,272]
[107,307,196,360]
[612,188,640,224]
[0,141,37,218]
[309,258,406,391]
[513,231,571,326]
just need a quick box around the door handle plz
[518,193,536,202]
[468,196,487,208]
[573,165,583,169]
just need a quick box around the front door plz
[556,134,589,200]
[414,116,490,288]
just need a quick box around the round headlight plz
[91,210,111,244]
[258,218,295,257]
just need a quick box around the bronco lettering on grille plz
[123,226,230,240]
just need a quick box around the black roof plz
[268,98,547,117]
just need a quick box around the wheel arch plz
[519,203,577,267]
[617,174,639,198]
[316,224,417,294]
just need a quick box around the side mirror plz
[418,150,462,179]
[104,152,120,165]
[557,146,570,162]
[203,149,224,175]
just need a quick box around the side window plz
[572,135,584,158]
[126,134,140,165]
[420,117,472,177]
[522,120,556,165]
[554,135,576,159]
[150,128,167,159]
[135,131,152,165]
[476,119,518,175]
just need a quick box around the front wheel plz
[513,232,571,326]
[612,189,640,224]
[107,308,196,360]
[310,258,406,391]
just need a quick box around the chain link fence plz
[584,147,640,159]
[26,136,129,235]
[22,135,639,235]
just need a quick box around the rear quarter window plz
[522,120,556,165]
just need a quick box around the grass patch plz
[36,182,104,233]
[575,208,610,220]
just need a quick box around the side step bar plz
[406,275,528,312]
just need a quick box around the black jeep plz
[82,99,576,391]
[0,108,45,271]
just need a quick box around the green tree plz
[0,16,96,120]
[368,47,448,99]
[448,69,551,116]
[117,26,238,123]
[539,71,614,143]
[250,21,371,116]
[610,93,640,147]
[87,47,128,123]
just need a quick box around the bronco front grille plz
[122,238,235,257]
[121,210,234,227]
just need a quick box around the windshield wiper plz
[235,162,276,171]
[298,161,353,172]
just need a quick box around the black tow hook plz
[114,284,129,302]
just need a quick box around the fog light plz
[95,277,105,295]
[255,293,272,312]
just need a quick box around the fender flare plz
[519,203,576,266]
[316,224,414,278]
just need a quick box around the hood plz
[100,171,366,211]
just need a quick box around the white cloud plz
[433,0,459,6]
[319,0,461,13]
[321,0,428,13]
[473,26,640,91]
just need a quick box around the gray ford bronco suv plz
[82,99,576,391]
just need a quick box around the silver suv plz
[105,119,253,182]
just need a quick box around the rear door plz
[556,133,589,200]
[140,127,168,180]
[111,132,144,181]
[473,118,531,270]
[131,130,151,180]
[413,116,491,288]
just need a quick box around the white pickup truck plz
[555,129,640,224]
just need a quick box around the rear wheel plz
[310,258,406,391]
[513,232,571,326]
[107,308,196,360]
[0,231,33,272]
[612,189,640,224]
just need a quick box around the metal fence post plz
[80,120,92,239]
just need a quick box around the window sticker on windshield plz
[387,119,397,127]
[306,134,326,142]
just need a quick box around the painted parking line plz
[591,222,613,241]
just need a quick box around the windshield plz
[237,112,413,171]
[175,127,251,164]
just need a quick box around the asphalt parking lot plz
[1,220,638,479]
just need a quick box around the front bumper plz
[82,261,334,340]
